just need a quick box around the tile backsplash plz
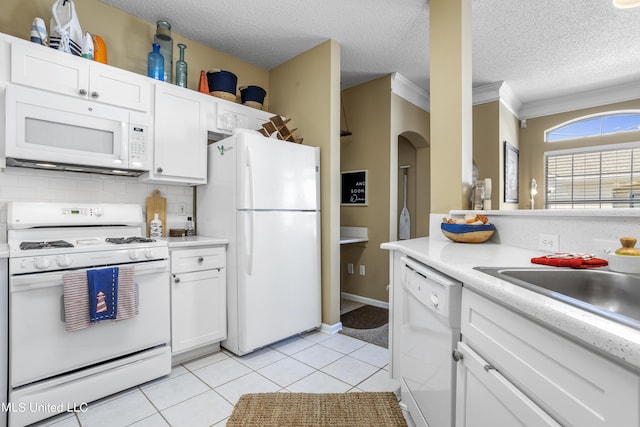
[434,209,640,255]
[0,167,194,241]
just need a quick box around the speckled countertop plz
[164,235,228,248]
[381,237,640,373]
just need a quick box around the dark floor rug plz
[340,305,389,329]
[340,323,389,349]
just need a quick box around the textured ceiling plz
[98,0,640,110]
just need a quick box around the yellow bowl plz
[441,223,496,243]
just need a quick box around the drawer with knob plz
[170,246,225,273]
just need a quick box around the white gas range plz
[6,202,171,427]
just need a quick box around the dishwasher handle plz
[401,256,459,288]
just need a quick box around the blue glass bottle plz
[147,43,164,81]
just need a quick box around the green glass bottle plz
[175,43,187,88]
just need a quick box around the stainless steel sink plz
[474,267,640,330]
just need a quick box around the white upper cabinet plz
[0,34,9,84]
[145,83,207,185]
[10,41,151,112]
[208,95,274,137]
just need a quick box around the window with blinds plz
[545,144,640,209]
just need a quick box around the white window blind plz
[545,145,640,209]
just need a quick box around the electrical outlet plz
[347,263,354,274]
[538,233,559,252]
[359,265,365,276]
[179,203,186,215]
[592,238,618,258]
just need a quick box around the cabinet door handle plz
[91,91,99,98]
[198,257,204,263]
[157,167,163,174]
[452,350,463,362]
[174,276,180,283]
[79,89,87,96]
[483,364,496,372]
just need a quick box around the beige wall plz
[340,77,429,304]
[472,101,499,210]
[341,76,391,303]
[269,40,342,326]
[500,102,520,210]
[430,0,473,213]
[1,0,269,105]
[391,93,430,238]
[472,100,521,210]
[398,138,416,238]
[520,99,640,210]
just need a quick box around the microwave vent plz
[6,158,146,177]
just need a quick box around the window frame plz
[545,110,640,143]
[544,141,640,209]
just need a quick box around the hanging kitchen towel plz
[115,266,138,321]
[531,253,608,269]
[62,270,93,332]
[87,267,119,321]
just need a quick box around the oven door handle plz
[11,262,168,291]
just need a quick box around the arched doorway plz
[394,131,430,239]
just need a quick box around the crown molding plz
[391,72,430,112]
[389,75,639,120]
[472,81,522,117]
[518,80,640,119]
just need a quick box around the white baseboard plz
[341,292,389,310]
[321,322,342,334]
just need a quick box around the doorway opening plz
[396,132,429,239]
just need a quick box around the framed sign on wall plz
[504,141,519,203]
[341,170,368,206]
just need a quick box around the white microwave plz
[4,84,151,176]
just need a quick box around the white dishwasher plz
[399,256,462,427]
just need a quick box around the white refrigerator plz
[197,132,321,356]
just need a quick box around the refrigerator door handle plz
[246,146,256,211]
[246,210,254,275]
[245,147,255,275]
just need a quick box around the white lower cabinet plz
[455,342,560,427]
[457,288,640,427]
[170,246,226,355]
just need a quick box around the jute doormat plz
[227,392,407,427]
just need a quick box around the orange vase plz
[198,70,209,94]
[92,34,107,64]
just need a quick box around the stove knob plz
[144,248,153,259]
[34,257,51,270]
[56,255,72,267]
[128,249,140,260]
[94,207,104,217]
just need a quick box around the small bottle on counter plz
[150,213,163,238]
[186,216,195,236]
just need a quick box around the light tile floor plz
[32,331,415,427]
